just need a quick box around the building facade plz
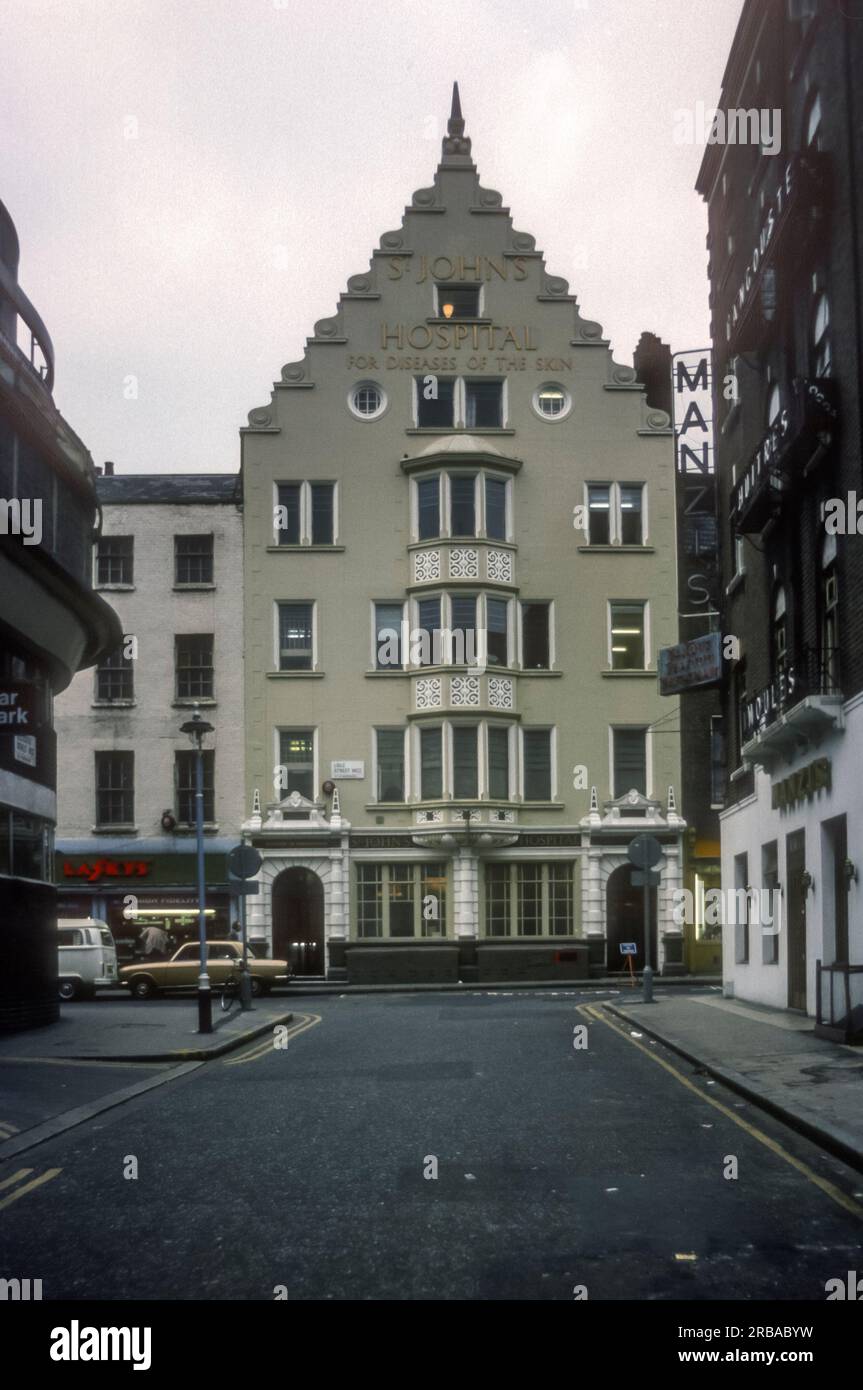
[0,199,121,1031]
[698,0,863,1031]
[239,88,684,984]
[54,471,246,960]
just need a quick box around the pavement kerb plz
[602,1001,863,1176]
[23,1009,295,1065]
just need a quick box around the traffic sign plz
[627,834,663,869]
[228,844,262,879]
[631,869,661,887]
[229,879,259,896]
[619,942,637,956]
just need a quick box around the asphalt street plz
[1,991,862,1300]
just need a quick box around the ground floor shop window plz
[355,863,448,937]
[484,862,574,936]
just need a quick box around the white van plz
[57,919,119,1000]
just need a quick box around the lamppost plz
[179,705,215,1034]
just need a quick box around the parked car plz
[57,919,119,1000]
[120,941,290,1000]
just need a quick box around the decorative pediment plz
[243,791,330,832]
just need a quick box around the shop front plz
[55,839,240,965]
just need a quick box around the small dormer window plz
[435,285,480,319]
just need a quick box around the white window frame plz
[520,725,556,803]
[607,599,649,671]
[274,599,317,672]
[371,600,406,671]
[585,481,647,546]
[481,470,512,541]
[273,481,338,546]
[485,721,515,801]
[373,726,408,803]
[415,722,446,800]
[531,382,572,422]
[517,599,554,671]
[347,380,387,421]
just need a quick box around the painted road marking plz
[0,1122,20,1139]
[576,1003,863,1222]
[0,1167,62,1211]
[223,1013,322,1067]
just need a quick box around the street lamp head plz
[179,702,215,747]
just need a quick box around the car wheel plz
[58,978,79,1001]
[250,977,264,998]
[129,976,157,1000]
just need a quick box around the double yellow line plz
[223,1012,322,1066]
[577,1003,863,1222]
[0,1166,62,1212]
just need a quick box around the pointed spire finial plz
[448,81,465,136]
[441,81,472,166]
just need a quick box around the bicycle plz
[220,969,243,1013]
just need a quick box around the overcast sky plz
[2,0,743,473]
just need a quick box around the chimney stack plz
[104,461,115,476]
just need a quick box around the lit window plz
[610,602,646,670]
[435,285,480,319]
[349,382,386,420]
[278,731,314,800]
[278,603,313,671]
[533,384,571,420]
[619,485,644,545]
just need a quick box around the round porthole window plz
[533,383,571,420]
[348,381,387,420]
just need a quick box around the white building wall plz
[55,497,245,840]
[720,692,863,1014]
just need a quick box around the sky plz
[1,0,744,474]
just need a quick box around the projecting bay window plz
[487,725,510,800]
[522,728,553,802]
[450,595,477,666]
[355,863,449,938]
[609,602,647,670]
[175,750,215,825]
[612,727,648,797]
[450,475,477,536]
[274,481,337,546]
[486,597,509,667]
[420,726,443,800]
[375,729,406,802]
[452,725,478,799]
[278,603,314,671]
[412,469,511,540]
[484,863,575,937]
[417,597,442,668]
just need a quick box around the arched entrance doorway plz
[606,864,657,972]
[272,867,325,977]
